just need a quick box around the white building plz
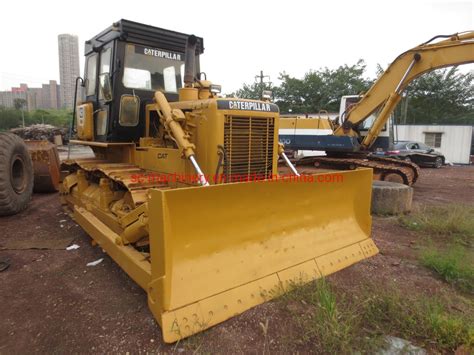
[395,125,473,164]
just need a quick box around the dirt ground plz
[0,165,473,353]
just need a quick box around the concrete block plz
[371,181,413,215]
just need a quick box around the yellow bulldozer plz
[60,20,377,342]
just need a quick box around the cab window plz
[122,44,185,93]
[86,54,98,96]
[100,47,111,74]
[99,48,112,100]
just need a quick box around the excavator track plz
[368,155,420,184]
[294,155,420,185]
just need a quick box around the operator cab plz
[79,19,204,142]
[340,95,392,151]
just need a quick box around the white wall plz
[395,125,473,164]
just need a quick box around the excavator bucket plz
[25,140,61,192]
[146,168,377,342]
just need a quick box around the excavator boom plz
[336,31,474,148]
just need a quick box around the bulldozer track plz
[62,159,171,206]
[295,155,420,185]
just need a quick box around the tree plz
[0,107,23,130]
[309,59,373,112]
[236,60,373,114]
[235,82,267,100]
[233,62,474,122]
[13,98,27,110]
[27,109,71,127]
[273,73,307,113]
[399,67,474,124]
[29,109,50,125]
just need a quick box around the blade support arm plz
[154,91,209,186]
[278,143,300,176]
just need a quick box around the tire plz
[434,157,443,169]
[0,133,34,216]
[382,172,405,185]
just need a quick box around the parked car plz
[377,141,445,168]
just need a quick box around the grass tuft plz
[362,289,473,351]
[364,290,474,351]
[399,204,474,245]
[399,203,474,292]
[421,247,474,293]
[280,279,473,352]
[281,279,382,353]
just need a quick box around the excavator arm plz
[334,31,474,149]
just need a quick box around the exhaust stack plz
[183,35,197,87]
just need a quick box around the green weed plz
[421,246,474,293]
[399,204,474,245]
[362,289,473,351]
[280,279,473,352]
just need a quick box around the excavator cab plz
[340,95,393,152]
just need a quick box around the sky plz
[0,0,472,94]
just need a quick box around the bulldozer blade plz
[25,140,60,192]
[147,168,377,342]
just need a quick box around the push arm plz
[154,91,209,186]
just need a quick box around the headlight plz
[210,84,222,94]
[262,90,272,99]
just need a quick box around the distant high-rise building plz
[0,84,28,109]
[58,34,80,109]
[0,81,60,111]
[29,80,60,110]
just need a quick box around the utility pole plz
[255,70,270,85]
[254,70,272,98]
[401,93,409,124]
[20,100,26,128]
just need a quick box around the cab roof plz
[84,19,204,56]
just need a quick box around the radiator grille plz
[223,116,274,182]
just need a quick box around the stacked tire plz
[0,133,34,216]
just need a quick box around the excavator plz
[58,20,377,342]
[279,31,474,185]
[279,99,420,185]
